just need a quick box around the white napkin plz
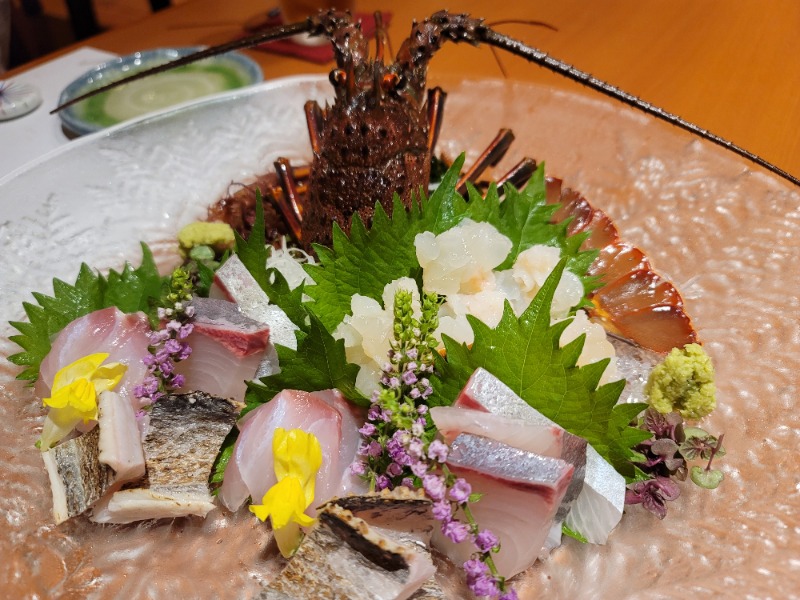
[0,47,117,179]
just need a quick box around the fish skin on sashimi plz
[429,405,564,458]
[220,389,366,514]
[210,254,299,351]
[456,367,624,545]
[36,307,151,411]
[432,433,574,578]
[175,297,269,402]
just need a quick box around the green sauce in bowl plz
[59,48,263,135]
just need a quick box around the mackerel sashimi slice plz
[432,433,574,578]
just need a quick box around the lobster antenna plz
[51,20,314,113]
[484,20,558,80]
[478,26,800,187]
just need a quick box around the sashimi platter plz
[0,74,798,599]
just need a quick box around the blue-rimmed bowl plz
[57,47,263,136]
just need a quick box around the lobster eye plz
[381,72,402,92]
[329,69,347,87]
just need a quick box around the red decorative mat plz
[244,10,393,65]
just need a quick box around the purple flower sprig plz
[134,267,196,405]
[350,288,515,599]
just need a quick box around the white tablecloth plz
[0,48,117,180]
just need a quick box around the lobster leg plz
[305,101,324,155]
[456,128,515,194]
[425,87,447,154]
[496,158,538,191]
[272,158,305,244]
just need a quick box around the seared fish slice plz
[262,504,436,600]
[323,489,446,599]
[91,391,240,523]
[42,427,112,525]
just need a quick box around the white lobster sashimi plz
[429,405,564,458]
[432,433,574,578]
[456,367,624,545]
[219,389,366,514]
[36,307,151,411]
[174,297,270,402]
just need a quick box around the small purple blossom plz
[388,376,400,389]
[386,462,404,477]
[427,439,449,463]
[170,374,186,389]
[411,461,428,478]
[164,338,182,354]
[422,474,446,501]
[474,529,499,553]
[448,478,472,504]
[166,319,182,332]
[463,558,489,579]
[349,461,366,476]
[401,477,414,488]
[402,370,418,385]
[367,405,381,421]
[470,575,500,598]
[405,348,418,360]
[367,440,383,458]
[407,438,424,459]
[358,422,377,436]
[442,519,470,544]
[499,589,518,600]
[432,499,452,523]
[416,404,428,415]
[375,474,391,490]
[177,344,192,361]
[409,387,421,399]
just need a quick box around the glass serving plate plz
[0,75,797,599]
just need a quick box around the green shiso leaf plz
[8,243,164,382]
[430,259,638,476]
[233,189,270,291]
[245,311,368,415]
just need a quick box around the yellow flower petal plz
[51,353,109,393]
[249,476,316,529]
[272,427,322,506]
[91,362,127,394]
[39,353,128,448]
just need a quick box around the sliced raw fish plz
[175,297,269,401]
[220,389,366,513]
[42,427,112,525]
[189,296,271,356]
[454,368,587,528]
[96,390,145,483]
[36,307,151,411]
[211,254,299,350]
[262,504,435,600]
[432,433,574,578]
[456,367,624,545]
[91,391,239,524]
[429,405,563,457]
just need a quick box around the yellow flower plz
[39,353,127,450]
[249,428,323,557]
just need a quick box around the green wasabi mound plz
[645,343,716,420]
[178,222,235,257]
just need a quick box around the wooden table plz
[7,0,800,180]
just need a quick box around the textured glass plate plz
[0,75,798,599]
